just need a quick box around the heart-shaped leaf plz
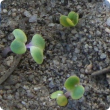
[51,91,63,99]
[31,34,45,50]
[10,39,26,54]
[12,29,27,43]
[68,11,79,26]
[64,76,80,91]
[71,85,84,100]
[30,46,43,64]
[57,95,68,106]
[60,15,72,27]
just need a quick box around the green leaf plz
[57,95,68,106]
[66,17,74,26]
[60,15,73,27]
[12,29,27,43]
[68,11,79,26]
[30,46,43,64]
[71,85,84,100]
[10,39,26,54]
[51,91,63,99]
[31,34,45,50]
[64,76,80,91]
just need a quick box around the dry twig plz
[0,55,22,84]
[91,66,110,76]
[0,18,26,84]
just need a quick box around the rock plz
[27,90,34,98]
[96,30,101,36]
[12,12,16,17]
[75,48,80,53]
[49,80,55,88]
[29,14,37,22]
[2,9,8,13]
[51,0,56,7]
[21,101,26,106]
[24,10,32,18]
[106,17,110,26]
[71,30,77,34]
[104,0,110,7]
[34,87,40,91]
[53,60,59,65]
[48,23,55,27]
[105,28,110,34]
[7,33,14,40]
[85,63,93,73]
[85,44,89,49]
[16,103,23,109]
[94,47,98,51]
[7,94,13,100]
[100,53,106,59]
[23,85,29,90]
[107,95,110,103]
[106,74,110,85]
[0,95,2,99]
[6,56,14,66]
[11,8,17,12]
[85,86,90,91]
[72,56,77,61]
[47,99,56,106]
[0,30,5,38]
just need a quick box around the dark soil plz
[0,0,110,110]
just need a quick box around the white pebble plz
[106,17,110,26]
[100,53,106,59]
[24,10,32,18]
[2,9,8,13]
[105,28,110,34]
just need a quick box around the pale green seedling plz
[51,91,63,99]
[60,11,79,27]
[51,75,85,106]
[56,95,68,106]
[31,34,45,50]
[5,29,45,64]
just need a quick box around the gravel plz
[0,0,109,110]
[29,14,37,23]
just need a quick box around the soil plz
[0,0,110,110]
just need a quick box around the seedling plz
[51,75,84,106]
[60,11,79,27]
[2,29,45,64]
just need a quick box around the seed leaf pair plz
[64,76,84,100]
[60,11,79,27]
[10,29,45,64]
[51,91,68,106]
[51,76,85,106]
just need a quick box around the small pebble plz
[105,28,110,34]
[48,23,55,27]
[29,14,37,22]
[107,95,110,103]
[49,80,55,88]
[24,10,32,18]
[2,9,8,13]
[12,12,16,17]
[7,95,13,100]
[100,53,106,59]
[106,17,110,26]
[85,63,93,73]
